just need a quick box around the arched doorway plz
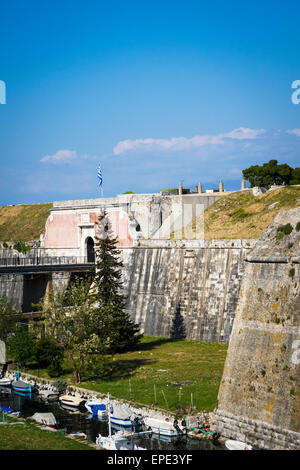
[86,237,95,263]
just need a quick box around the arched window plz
[136,224,141,232]
[86,237,95,263]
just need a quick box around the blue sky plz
[0,0,300,204]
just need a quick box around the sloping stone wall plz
[214,207,300,449]
[121,239,255,343]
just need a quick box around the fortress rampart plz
[213,207,300,449]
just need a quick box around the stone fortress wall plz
[213,207,300,449]
[120,239,256,343]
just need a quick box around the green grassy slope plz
[172,186,300,240]
[0,203,52,242]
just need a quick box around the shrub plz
[33,337,64,369]
[52,379,68,394]
[13,241,32,254]
[276,223,293,235]
[296,221,300,232]
[47,358,64,378]
[289,268,295,278]
[7,326,36,367]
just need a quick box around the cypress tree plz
[93,211,142,353]
[170,303,186,339]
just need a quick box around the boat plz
[0,405,20,417]
[30,412,57,428]
[59,394,85,409]
[225,439,253,450]
[11,379,36,394]
[143,416,187,437]
[85,400,108,419]
[11,368,37,394]
[109,403,141,427]
[96,429,146,450]
[0,377,11,387]
[38,389,59,402]
[0,385,12,394]
[96,393,145,450]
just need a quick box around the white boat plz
[30,412,57,428]
[85,400,108,419]
[225,439,253,450]
[59,395,85,408]
[38,389,59,402]
[109,403,141,427]
[143,417,186,437]
[0,377,11,387]
[96,393,145,450]
[96,430,145,450]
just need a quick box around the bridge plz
[0,256,95,274]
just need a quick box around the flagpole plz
[97,163,103,198]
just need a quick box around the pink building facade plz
[43,198,136,259]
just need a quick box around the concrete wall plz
[213,207,300,449]
[121,239,256,343]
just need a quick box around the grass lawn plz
[0,416,95,450]
[28,336,228,416]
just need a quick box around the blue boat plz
[11,369,37,394]
[11,379,34,393]
[0,405,20,416]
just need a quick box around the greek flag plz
[97,165,103,187]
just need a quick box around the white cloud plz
[220,127,266,140]
[40,149,77,163]
[113,127,266,155]
[286,129,300,137]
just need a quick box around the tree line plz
[242,160,300,189]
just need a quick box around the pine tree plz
[170,303,186,339]
[93,211,142,353]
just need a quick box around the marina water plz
[0,386,225,450]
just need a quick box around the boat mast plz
[108,393,111,438]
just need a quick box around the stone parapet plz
[212,409,300,450]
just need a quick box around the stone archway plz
[86,237,95,263]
